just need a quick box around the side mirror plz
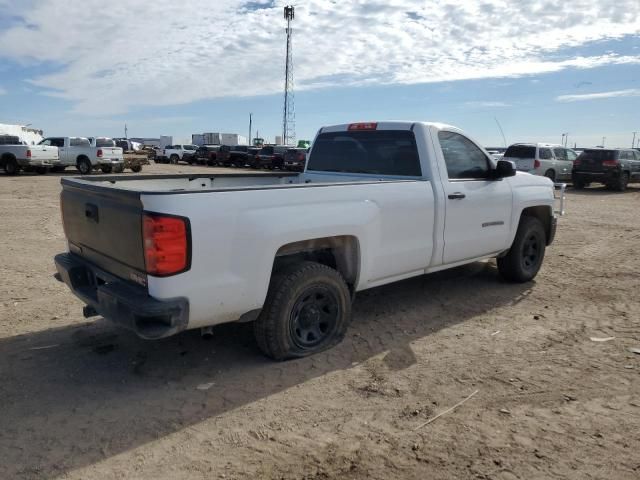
[494,159,516,178]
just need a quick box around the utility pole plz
[282,5,296,146]
[249,113,253,146]
[632,131,637,148]
[602,136,606,147]
[125,124,128,139]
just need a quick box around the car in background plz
[228,145,252,167]
[39,136,124,174]
[216,145,233,166]
[256,145,288,170]
[195,145,221,165]
[503,143,577,182]
[162,145,199,164]
[283,147,308,171]
[572,148,640,191]
[1,134,58,175]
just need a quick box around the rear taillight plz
[573,158,581,166]
[348,122,378,131]
[97,149,103,158]
[142,214,190,276]
[534,159,541,169]
[602,159,619,167]
[298,154,305,161]
[26,149,32,158]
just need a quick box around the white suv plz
[503,143,577,182]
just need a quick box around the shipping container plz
[159,135,173,149]
[203,132,222,145]
[192,134,205,146]
[221,133,247,146]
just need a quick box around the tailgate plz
[504,156,534,172]
[61,181,146,282]
[101,147,123,159]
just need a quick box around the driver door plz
[437,130,513,264]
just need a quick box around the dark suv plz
[257,145,288,170]
[572,148,640,191]
[196,145,220,166]
[283,148,308,171]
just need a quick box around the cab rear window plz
[307,130,421,176]
[504,145,535,159]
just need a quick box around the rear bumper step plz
[54,253,188,339]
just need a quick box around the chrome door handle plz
[448,193,466,200]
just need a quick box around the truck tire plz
[497,216,546,283]
[3,157,19,175]
[76,157,92,175]
[131,164,142,173]
[170,154,179,164]
[113,164,124,173]
[544,169,556,182]
[101,165,113,174]
[613,172,629,192]
[35,166,49,175]
[254,261,352,360]
[572,176,585,189]
[51,166,66,173]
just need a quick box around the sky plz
[0,0,639,148]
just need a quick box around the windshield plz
[504,145,536,158]
[307,130,421,176]
[95,138,115,147]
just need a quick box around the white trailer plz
[192,134,205,146]
[203,132,222,145]
[221,133,247,146]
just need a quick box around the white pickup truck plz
[1,134,59,175]
[54,122,563,359]
[39,136,124,174]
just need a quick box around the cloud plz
[556,89,640,102]
[0,0,639,114]
[0,86,6,95]
[464,101,511,108]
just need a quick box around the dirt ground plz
[1,163,639,480]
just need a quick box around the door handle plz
[448,192,466,200]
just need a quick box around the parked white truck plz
[39,136,124,174]
[1,134,59,175]
[54,121,563,359]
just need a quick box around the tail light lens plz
[97,149,103,158]
[602,159,619,167]
[298,154,305,161]
[143,213,190,276]
[26,149,32,158]
[534,159,541,169]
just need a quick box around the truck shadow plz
[568,184,640,196]
[0,262,532,478]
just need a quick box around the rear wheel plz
[613,172,629,192]
[76,158,92,175]
[4,158,19,175]
[100,165,113,174]
[544,169,556,182]
[170,154,179,164]
[131,164,142,173]
[51,166,66,173]
[35,166,49,175]
[572,176,585,189]
[254,261,352,360]
[497,216,546,283]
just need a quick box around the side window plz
[619,151,629,160]
[51,138,65,147]
[539,148,552,160]
[40,139,52,146]
[566,149,577,161]
[553,148,567,161]
[438,131,490,180]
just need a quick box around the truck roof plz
[318,121,459,133]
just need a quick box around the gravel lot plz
[1,163,639,479]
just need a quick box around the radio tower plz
[282,5,295,145]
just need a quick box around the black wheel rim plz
[289,286,340,349]
[522,234,540,270]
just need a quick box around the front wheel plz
[497,216,546,283]
[76,158,92,175]
[544,169,556,182]
[170,154,179,164]
[4,158,19,175]
[254,262,352,360]
[131,164,142,173]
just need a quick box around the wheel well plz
[77,155,90,162]
[1,152,16,163]
[273,236,360,291]
[521,206,552,243]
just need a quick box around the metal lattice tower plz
[282,5,295,145]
